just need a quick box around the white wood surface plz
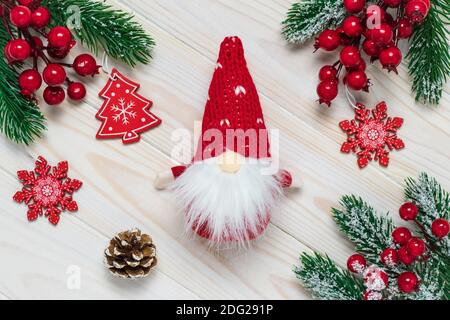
[0,0,449,300]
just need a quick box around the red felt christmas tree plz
[96,69,161,144]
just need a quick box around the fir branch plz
[408,257,446,300]
[332,196,394,263]
[406,0,450,105]
[294,253,364,300]
[282,0,346,44]
[42,0,155,67]
[404,173,450,255]
[0,26,45,145]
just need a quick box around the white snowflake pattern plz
[111,98,137,125]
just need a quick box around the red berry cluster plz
[1,0,100,105]
[347,254,388,300]
[315,0,430,106]
[379,202,449,294]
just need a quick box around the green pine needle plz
[42,0,155,67]
[282,0,346,44]
[0,27,46,145]
[332,195,394,264]
[294,253,364,300]
[406,0,450,105]
[404,173,450,255]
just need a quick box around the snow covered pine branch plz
[295,173,449,300]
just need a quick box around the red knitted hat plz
[194,36,270,162]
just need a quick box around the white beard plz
[170,158,283,246]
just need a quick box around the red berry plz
[4,39,31,62]
[43,86,65,105]
[18,0,34,6]
[363,266,388,291]
[431,219,450,238]
[31,7,51,28]
[362,39,381,57]
[392,227,412,245]
[366,6,386,25]
[47,47,70,59]
[342,16,363,38]
[398,246,416,265]
[314,29,341,51]
[10,5,31,28]
[344,0,366,13]
[383,0,402,7]
[406,0,429,23]
[370,23,393,46]
[347,254,366,273]
[319,65,337,81]
[346,70,367,90]
[43,64,67,86]
[340,46,361,67]
[380,248,398,266]
[18,69,42,95]
[379,46,402,73]
[317,80,338,106]
[67,82,86,101]
[47,26,72,49]
[407,237,426,257]
[363,290,382,300]
[399,202,418,221]
[397,19,413,39]
[73,54,98,76]
[397,271,418,293]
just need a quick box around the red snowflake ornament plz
[13,156,82,225]
[96,68,161,144]
[339,102,405,168]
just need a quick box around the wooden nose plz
[218,152,241,173]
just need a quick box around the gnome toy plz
[155,37,300,246]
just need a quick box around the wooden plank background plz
[0,0,449,299]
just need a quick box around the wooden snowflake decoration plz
[13,156,83,225]
[339,102,405,168]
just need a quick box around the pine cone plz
[105,228,157,279]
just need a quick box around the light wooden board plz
[0,0,449,300]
